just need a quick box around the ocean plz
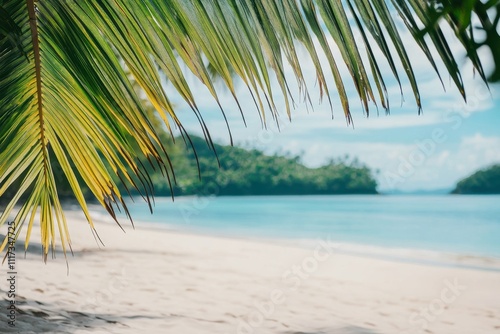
[109,195,500,262]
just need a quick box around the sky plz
[162,18,500,193]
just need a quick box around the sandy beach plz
[1,210,499,334]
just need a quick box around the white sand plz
[1,210,500,334]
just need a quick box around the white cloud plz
[454,134,500,172]
[376,134,500,191]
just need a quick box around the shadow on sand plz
[0,295,161,333]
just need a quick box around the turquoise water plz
[115,195,500,258]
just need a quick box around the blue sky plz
[163,23,500,193]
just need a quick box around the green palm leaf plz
[0,0,488,259]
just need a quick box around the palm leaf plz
[0,0,485,259]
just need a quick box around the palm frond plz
[0,0,487,258]
[411,0,498,82]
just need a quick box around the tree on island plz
[0,0,497,258]
[453,164,500,194]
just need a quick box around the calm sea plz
[110,195,500,260]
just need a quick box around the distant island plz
[452,164,500,194]
[156,136,378,196]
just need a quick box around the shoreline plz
[84,206,500,273]
[1,210,499,333]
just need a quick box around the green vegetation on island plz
[452,165,500,194]
[138,136,378,196]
